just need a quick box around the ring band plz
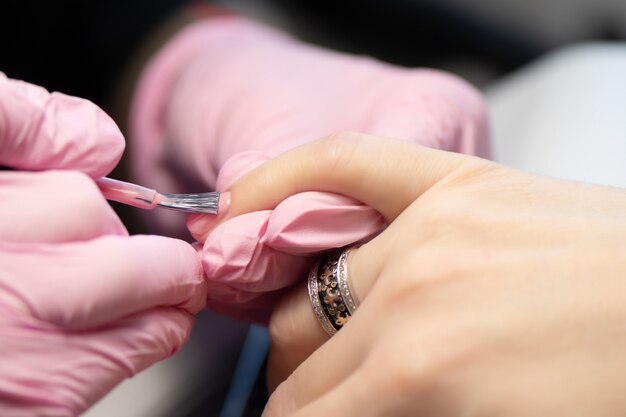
[338,247,358,315]
[307,260,337,336]
[308,247,359,336]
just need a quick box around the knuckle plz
[361,344,425,402]
[316,131,365,179]
[411,161,511,237]
[362,336,467,407]
[409,195,466,240]
[383,247,467,296]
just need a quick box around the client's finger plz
[267,246,379,389]
[226,132,475,225]
[267,282,328,391]
[189,190,383,245]
[264,320,366,417]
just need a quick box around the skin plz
[208,132,626,416]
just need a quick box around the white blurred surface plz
[487,43,626,187]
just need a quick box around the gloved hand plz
[0,73,206,416]
[130,14,488,322]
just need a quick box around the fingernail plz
[218,192,231,216]
[187,192,231,242]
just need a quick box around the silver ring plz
[337,247,358,315]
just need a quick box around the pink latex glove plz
[130,15,488,322]
[0,73,206,416]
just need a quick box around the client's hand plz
[219,132,626,416]
[0,74,206,416]
[130,13,488,321]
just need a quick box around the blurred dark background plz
[4,0,624,111]
[2,0,184,107]
[1,0,553,112]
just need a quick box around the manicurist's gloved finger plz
[0,171,127,243]
[4,306,196,415]
[0,235,206,330]
[0,72,124,176]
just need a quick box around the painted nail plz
[218,192,231,216]
[187,192,231,242]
